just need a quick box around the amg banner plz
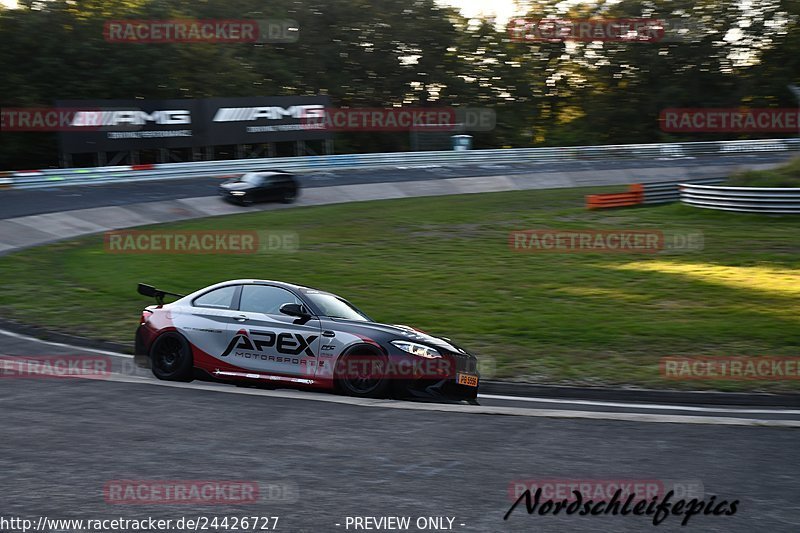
[56,96,331,153]
[56,99,203,153]
[203,95,331,145]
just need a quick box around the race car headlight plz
[230,191,247,196]
[390,340,441,359]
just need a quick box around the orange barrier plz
[586,183,643,209]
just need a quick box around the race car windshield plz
[303,292,371,321]
[240,173,263,185]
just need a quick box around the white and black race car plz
[134,280,480,402]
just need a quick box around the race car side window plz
[192,285,238,309]
[239,285,302,316]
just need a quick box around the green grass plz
[1,186,799,391]
[727,157,800,187]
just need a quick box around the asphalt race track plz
[1,329,799,533]
[1,152,794,219]
[2,155,800,532]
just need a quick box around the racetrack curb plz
[479,381,800,408]
[2,316,797,408]
[0,316,132,355]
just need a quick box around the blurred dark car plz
[219,171,299,205]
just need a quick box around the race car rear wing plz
[137,283,184,305]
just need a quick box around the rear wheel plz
[150,332,194,382]
[336,347,389,398]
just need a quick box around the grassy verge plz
[726,157,800,187]
[1,186,798,391]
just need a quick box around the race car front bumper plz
[392,350,480,402]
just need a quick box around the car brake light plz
[140,310,153,325]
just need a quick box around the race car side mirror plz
[280,303,310,318]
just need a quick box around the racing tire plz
[150,332,194,382]
[335,346,390,398]
[281,187,298,204]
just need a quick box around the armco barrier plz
[2,138,798,190]
[680,184,800,214]
[586,178,729,209]
[642,177,726,204]
[0,171,11,189]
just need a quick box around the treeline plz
[1,0,799,169]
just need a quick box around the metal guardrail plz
[680,184,800,214]
[586,177,729,209]
[3,138,799,190]
[0,171,12,189]
[642,177,726,204]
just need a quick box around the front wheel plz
[281,187,298,204]
[150,332,194,382]
[335,348,389,398]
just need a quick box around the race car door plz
[223,284,322,380]
[182,284,245,358]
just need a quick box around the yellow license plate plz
[457,373,479,387]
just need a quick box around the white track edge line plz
[79,372,800,427]
[478,394,800,415]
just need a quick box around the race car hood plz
[325,318,468,354]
